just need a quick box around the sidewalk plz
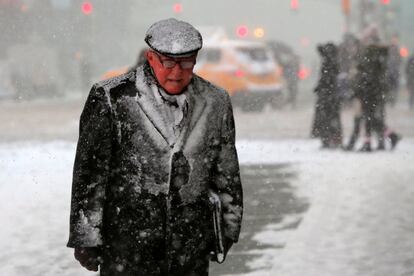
[239,140,414,276]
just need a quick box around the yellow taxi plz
[194,39,283,111]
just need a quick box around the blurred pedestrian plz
[347,44,401,151]
[385,37,402,106]
[67,18,243,276]
[284,54,300,108]
[266,41,300,108]
[338,33,360,106]
[406,54,414,110]
[311,42,342,148]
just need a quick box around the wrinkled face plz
[146,50,197,94]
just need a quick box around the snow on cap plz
[145,18,202,57]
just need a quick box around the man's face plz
[146,50,197,95]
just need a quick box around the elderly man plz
[67,18,243,276]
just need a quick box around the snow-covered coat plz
[67,62,243,275]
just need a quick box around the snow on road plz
[1,139,414,276]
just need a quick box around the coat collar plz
[134,62,206,149]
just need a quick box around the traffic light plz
[81,1,93,15]
[400,47,409,58]
[291,0,299,10]
[342,0,350,15]
[173,3,183,13]
[298,65,310,80]
[253,27,265,38]
[381,0,390,5]
[236,25,248,38]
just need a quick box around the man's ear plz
[146,50,157,69]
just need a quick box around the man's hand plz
[74,247,100,272]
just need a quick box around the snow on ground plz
[239,139,414,276]
[1,139,414,275]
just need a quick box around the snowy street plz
[3,1,414,275]
[1,100,414,276]
[233,139,414,276]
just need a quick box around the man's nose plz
[170,63,184,75]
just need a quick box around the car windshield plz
[237,47,268,62]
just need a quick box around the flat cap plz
[145,18,202,57]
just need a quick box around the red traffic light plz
[291,0,299,10]
[81,1,93,15]
[173,3,183,13]
[236,25,248,38]
[342,0,350,14]
[381,0,390,5]
[400,47,409,58]
[298,65,310,80]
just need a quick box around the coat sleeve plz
[213,94,243,243]
[67,84,113,248]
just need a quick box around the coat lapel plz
[187,82,207,135]
[173,77,207,152]
[134,66,176,147]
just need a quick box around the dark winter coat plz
[353,45,389,105]
[67,62,243,276]
[352,45,389,136]
[312,43,342,144]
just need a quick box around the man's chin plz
[164,84,186,95]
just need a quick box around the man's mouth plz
[168,79,182,83]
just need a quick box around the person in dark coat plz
[337,33,360,106]
[67,18,243,276]
[266,41,300,109]
[284,54,300,108]
[346,44,385,151]
[406,54,414,110]
[347,44,401,151]
[311,42,342,148]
